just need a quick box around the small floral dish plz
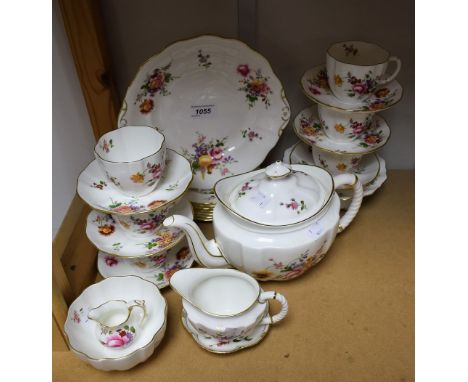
[64,276,167,371]
[97,239,194,288]
[283,141,380,188]
[293,106,390,155]
[78,149,192,216]
[301,64,402,112]
[95,126,166,197]
[117,35,290,217]
[181,308,269,354]
[86,198,193,258]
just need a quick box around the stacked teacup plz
[77,125,195,288]
[291,41,403,208]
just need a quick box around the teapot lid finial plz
[265,161,291,179]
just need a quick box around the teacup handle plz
[376,56,401,85]
[129,299,147,326]
[333,174,363,233]
[259,291,288,325]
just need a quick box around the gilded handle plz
[333,174,363,233]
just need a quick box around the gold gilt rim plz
[64,275,168,362]
[88,203,194,259]
[116,34,291,182]
[287,142,380,189]
[213,166,335,228]
[191,201,216,222]
[94,126,166,164]
[181,310,270,354]
[77,149,194,217]
[326,40,391,66]
[300,65,404,113]
[293,109,392,156]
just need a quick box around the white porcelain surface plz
[326,41,401,105]
[294,106,390,155]
[317,104,374,143]
[86,199,192,258]
[78,149,192,215]
[163,161,363,281]
[301,64,402,112]
[181,309,269,354]
[95,126,166,196]
[284,141,380,188]
[97,238,194,289]
[64,276,167,371]
[117,35,290,205]
[171,268,287,338]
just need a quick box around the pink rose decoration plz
[105,333,130,347]
[140,221,157,232]
[105,256,118,267]
[290,200,299,210]
[209,147,223,161]
[237,64,250,77]
[352,83,368,94]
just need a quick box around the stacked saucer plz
[77,125,195,288]
[290,41,402,208]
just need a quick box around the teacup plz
[312,147,364,175]
[95,126,166,197]
[326,41,401,105]
[88,299,146,348]
[318,104,374,143]
[112,203,174,238]
[171,268,288,340]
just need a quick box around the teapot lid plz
[226,161,330,225]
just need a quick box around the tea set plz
[65,37,400,370]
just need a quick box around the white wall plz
[52,0,96,237]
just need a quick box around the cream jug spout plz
[163,215,229,268]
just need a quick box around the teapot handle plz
[128,299,147,326]
[333,174,363,233]
[259,291,288,325]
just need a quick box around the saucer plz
[64,276,167,371]
[284,141,380,188]
[294,106,390,155]
[78,149,193,215]
[181,309,269,354]
[97,239,194,289]
[301,64,403,112]
[86,199,192,258]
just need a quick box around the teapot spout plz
[163,215,229,268]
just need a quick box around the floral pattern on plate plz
[136,62,176,114]
[301,65,402,112]
[97,242,194,289]
[293,106,390,155]
[237,64,273,108]
[197,50,211,69]
[241,128,262,141]
[181,309,270,353]
[182,132,237,179]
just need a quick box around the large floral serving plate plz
[86,199,193,258]
[78,149,192,215]
[301,65,403,112]
[294,106,390,155]
[284,141,380,188]
[118,35,290,198]
[97,239,194,289]
[181,309,269,354]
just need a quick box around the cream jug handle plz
[333,174,363,233]
[259,291,288,325]
[128,300,147,327]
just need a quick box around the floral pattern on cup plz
[129,162,163,186]
[241,128,262,142]
[362,87,398,111]
[182,132,237,179]
[343,43,358,56]
[99,139,113,153]
[127,209,168,235]
[343,71,378,98]
[252,244,327,280]
[280,198,306,214]
[135,62,176,114]
[237,64,273,108]
[197,49,211,69]
[106,198,168,214]
[105,255,119,266]
[101,325,135,348]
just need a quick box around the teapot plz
[164,161,363,281]
[88,299,147,348]
[170,268,288,339]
